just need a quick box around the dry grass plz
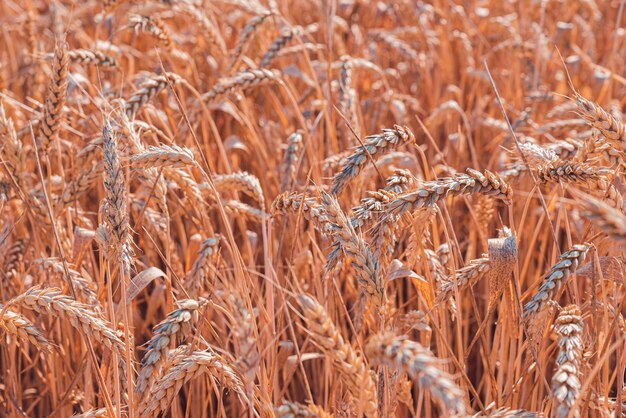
[3,1,626,417]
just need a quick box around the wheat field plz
[1,0,626,417]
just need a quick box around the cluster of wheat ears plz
[3,0,626,417]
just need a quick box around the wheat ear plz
[37,41,68,153]
[523,245,591,320]
[124,73,182,119]
[138,349,247,418]
[297,294,378,417]
[0,306,52,352]
[366,333,467,415]
[551,304,584,418]
[135,299,207,399]
[330,125,415,195]
[202,68,280,103]
[322,192,386,307]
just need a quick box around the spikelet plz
[0,306,52,352]
[138,349,247,418]
[202,68,280,102]
[60,163,103,206]
[135,299,207,400]
[330,125,415,195]
[322,193,385,307]
[523,245,591,320]
[366,333,466,415]
[551,304,584,418]
[297,295,378,417]
[37,42,68,153]
[124,73,182,119]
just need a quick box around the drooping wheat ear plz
[476,408,539,417]
[228,11,273,72]
[138,349,247,418]
[260,26,302,68]
[366,333,466,415]
[280,130,303,192]
[37,41,68,154]
[202,68,281,103]
[330,125,415,195]
[575,93,626,150]
[523,245,591,320]
[184,236,221,297]
[131,144,196,170]
[370,30,419,60]
[223,200,266,222]
[322,192,386,307]
[297,295,378,417]
[517,142,558,165]
[551,304,584,418]
[536,161,608,184]
[384,168,512,219]
[213,171,265,206]
[36,258,98,307]
[576,191,626,244]
[0,101,23,183]
[437,257,491,304]
[275,401,333,418]
[60,162,103,207]
[0,305,52,352]
[166,168,207,209]
[102,122,132,273]
[67,49,118,67]
[10,286,128,380]
[129,15,172,49]
[271,192,330,232]
[124,72,182,118]
[135,299,207,399]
